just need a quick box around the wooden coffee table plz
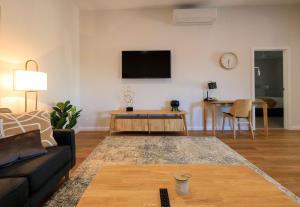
[77,164,298,207]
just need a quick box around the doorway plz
[254,50,285,129]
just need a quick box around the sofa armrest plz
[53,129,76,168]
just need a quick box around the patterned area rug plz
[45,136,300,206]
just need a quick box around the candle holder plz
[174,173,192,196]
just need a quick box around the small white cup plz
[174,173,191,196]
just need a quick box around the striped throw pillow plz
[0,111,57,148]
[0,119,3,137]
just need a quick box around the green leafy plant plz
[50,100,82,129]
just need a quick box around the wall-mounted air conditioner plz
[173,8,218,25]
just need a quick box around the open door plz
[254,51,284,129]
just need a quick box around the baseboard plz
[289,126,300,130]
[73,127,81,134]
[188,126,203,131]
[78,126,109,132]
[73,125,300,133]
[78,126,236,132]
[188,126,236,131]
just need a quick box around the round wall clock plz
[220,52,238,70]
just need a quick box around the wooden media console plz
[109,110,188,135]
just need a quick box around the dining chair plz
[222,99,254,139]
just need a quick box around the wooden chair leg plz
[222,114,226,133]
[248,118,252,133]
[232,118,236,139]
[238,118,241,134]
[248,119,252,132]
[248,118,255,140]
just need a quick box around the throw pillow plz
[0,130,47,168]
[0,119,3,137]
[0,111,57,148]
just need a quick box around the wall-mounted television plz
[122,50,171,79]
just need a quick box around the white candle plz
[174,173,191,196]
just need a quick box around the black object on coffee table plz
[160,188,171,207]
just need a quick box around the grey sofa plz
[0,129,76,207]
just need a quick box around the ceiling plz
[74,0,300,10]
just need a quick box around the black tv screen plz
[122,50,171,78]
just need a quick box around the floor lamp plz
[14,60,47,112]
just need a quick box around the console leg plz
[109,115,114,136]
[182,114,188,136]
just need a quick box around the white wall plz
[2,3,299,130]
[0,0,80,113]
[79,6,300,130]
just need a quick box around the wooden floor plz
[74,130,300,197]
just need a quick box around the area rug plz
[44,136,300,206]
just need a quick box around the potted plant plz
[50,100,82,129]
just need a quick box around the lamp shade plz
[14,70,47,91]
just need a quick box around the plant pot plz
[171,100,180,112]
[126,107,133,112]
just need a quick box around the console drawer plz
[114,119,133,131]
[164,119,184,131]
[132,119,149,131]
[149,119,165,131]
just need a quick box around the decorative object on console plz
[123,86,135,112]
[204,81,217,101]
[126,106,133,112]
[50,100,82,129]
[0,110,57,148]
[170,100,180,112]
[220,52,238,69]
[14,60,47,112]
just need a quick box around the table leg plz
[249,107,253,125]
[203,102,207,131]
[182,114,188,136]
[109,115,114,136]
[263,103,269,137]
[147,114,151,134]
[212,104,216,136]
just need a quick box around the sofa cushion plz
[0,177,29,207]
[0,146,71,193]
[0,130,47,168]
[0,110,57,148]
